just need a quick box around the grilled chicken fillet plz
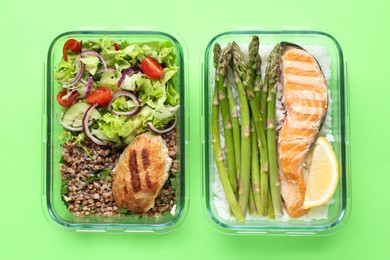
[112,133,172,213]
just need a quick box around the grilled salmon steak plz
[278,43,328,218]
[112,133,172,213]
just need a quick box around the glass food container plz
[42,28,189,233]
[201,29,351,235]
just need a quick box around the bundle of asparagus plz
[212,37,283,221]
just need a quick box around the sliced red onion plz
[107,91,141,117]
[147,115,177,134]
[117,65,141,88]
[85,76,93,97]
[56,111,93,132]
[64,89,80,102]
[82,103,107,146]
[81,50,107,71]
[64,60,85,88]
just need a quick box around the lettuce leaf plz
[166,82,179,106]
[120,73,143,91]
[101,49,132,70]
[99,69,122,88]
[80,55,100,75]
[54,54,78,84]
[97,114,134,139]
[111,96,138,112]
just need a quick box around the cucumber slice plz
[62,102,101,128]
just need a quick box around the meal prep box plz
[201,30,351,235]
[42,29,189,233]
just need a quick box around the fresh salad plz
[55,36,180,146]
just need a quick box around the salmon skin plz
[278,42,328,218]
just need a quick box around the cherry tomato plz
[63,39,82,61]
[141,56,164,79]
[57,90,80,107]
[86,87,112,106]
[113,43,120,51]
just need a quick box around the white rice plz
[212,42,334,222]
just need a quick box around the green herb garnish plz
[59,156,66,164]
[61,179,69,195]
[86,168,112,184]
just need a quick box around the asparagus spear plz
[248,36,263,108]
[266,44,283,216]
[250,122,261,215]
[247,37,269,216]
[267,192,275,219]
[249,182,257,215]
[231,42,251,215]
[212,44,244,222]
[226,77,241,187]
[261,74,268,126]
[216,44,237,195]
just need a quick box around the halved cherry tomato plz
[57,90,80,107]
[63,39,82,61]
[113,43,120,51]
[141,56,164,79]
[86,87,112,106]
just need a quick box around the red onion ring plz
[82,103,107,146]
[117,65,141,88]
[65,89,80,102]
[107,91,141,117]
[147,114,177,134]
[85,76,93,97]
[56,111,93,132]
[81,50,108,71]
[64,60,85,88]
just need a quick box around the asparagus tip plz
[213,43,222,68]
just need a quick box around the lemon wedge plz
[303,137,339,209]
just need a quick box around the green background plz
[2,0,390,259]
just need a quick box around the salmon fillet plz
[112,133,172,213]
[278,43,328,218]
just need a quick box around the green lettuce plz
[54,54,78,84]
[101,49,132,69]
[166,82,179,106]
[99,69,122,88]
[121,67,178,109]
[111,96,138,112]
[80,55,100,75]
[90,128,120,143]
[56,37,180,145]
[97,114,134,139]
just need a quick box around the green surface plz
[1,0,390,259]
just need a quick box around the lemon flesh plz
[303,137,339,209]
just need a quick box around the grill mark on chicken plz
[129,149,141,192]
[123,179,128,194]
[142,148,154,189]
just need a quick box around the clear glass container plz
[42,28,189,233]
[201,29,351,235]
